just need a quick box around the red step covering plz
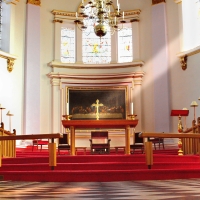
[1,147,200,182]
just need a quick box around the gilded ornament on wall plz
[152,0,166,4]
[27,0,41,6]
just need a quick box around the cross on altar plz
[92,99,103,120]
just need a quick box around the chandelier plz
[74,0,126,38]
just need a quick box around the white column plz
[175,0,183,51]
[132,78,142,132]
[54,21,62,62]
[131,19,140,61]
[111,32,118,63]
[51,79,61,134]
[24,4,40,135]
[76,26,83,63]
[152,2,170,132]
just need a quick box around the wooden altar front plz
[62,119,138,156]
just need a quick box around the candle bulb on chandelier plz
[76,12,78,19]
[123,11,124,19]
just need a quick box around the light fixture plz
[190,101,198,121]
[74,0,126,38]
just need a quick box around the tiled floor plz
[1,179,200,199]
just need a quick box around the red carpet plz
[1,148,200,182]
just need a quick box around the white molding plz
[177,45,200,58]
[48,60,144,69]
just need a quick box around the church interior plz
[0,0,200,199]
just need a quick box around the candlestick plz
[0,104,5,123]
[6,111,14,132]
[66,103,69,115]
[130,102,134,115]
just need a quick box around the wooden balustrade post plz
[145,139,153,169]
[0,144,1,167]
[48,138,57,170]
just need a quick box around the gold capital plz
[7,58,15,72]
[27,0,41,6]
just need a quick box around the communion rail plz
[0,132,63,170]
[0,122,16,158]
[182,117,200,155]
[139,132,200,169]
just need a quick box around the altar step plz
[1,154,200,182]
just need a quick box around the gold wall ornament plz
[3,0,20,5]
[7,58,15,72]
[180,55,187,70]
[53,19,63,23]
[0,51,17,72]
[152,0,166,5]
[27,0,41,6]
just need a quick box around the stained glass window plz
[0,0,2,50]
[61,27,75,63]
[82,26,111,64]
[118,23,133,63]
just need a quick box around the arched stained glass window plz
[61,27,75,63]
[118,23,133,63]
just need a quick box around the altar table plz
[62,120,138,156]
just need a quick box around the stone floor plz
[1,178,200,199]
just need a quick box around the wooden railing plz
[139,132,200,169]
[0,122,16,158]
[182,117,200,155]
[0,130,63,170]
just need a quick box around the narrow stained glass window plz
[118,23,133,63]
[61,27,75,63]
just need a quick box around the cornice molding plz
[47,71,145,86]
[51,9,141,22]
[0,51,17,72]
[152,0,165,5]
[48,60,144,70]
[3,0,20,5]
[177,46,200,70]
[27,0,41,6]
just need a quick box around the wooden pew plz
[139,132,200,169]
[0,133,63,170]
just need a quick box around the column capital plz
[27,0,41,6]
[152,0,165,5]
[51,78,61,86]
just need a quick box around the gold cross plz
[92,99,103,120]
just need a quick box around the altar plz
[62,119,138,155]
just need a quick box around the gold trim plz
[52,9,141,17]
[3,0,20,5]
[152,0,166,5]
[177,46,200,70]
[7,58,15,72]
[0,53,16,72]
[179,55,187,70]
[66,86,129,119]
[53,19,63,23]
[174,0,182,4]
[27,0,41,6]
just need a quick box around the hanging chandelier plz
[74,0,126,38]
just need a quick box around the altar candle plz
[67,103,69,115]
[130,102,134,115]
